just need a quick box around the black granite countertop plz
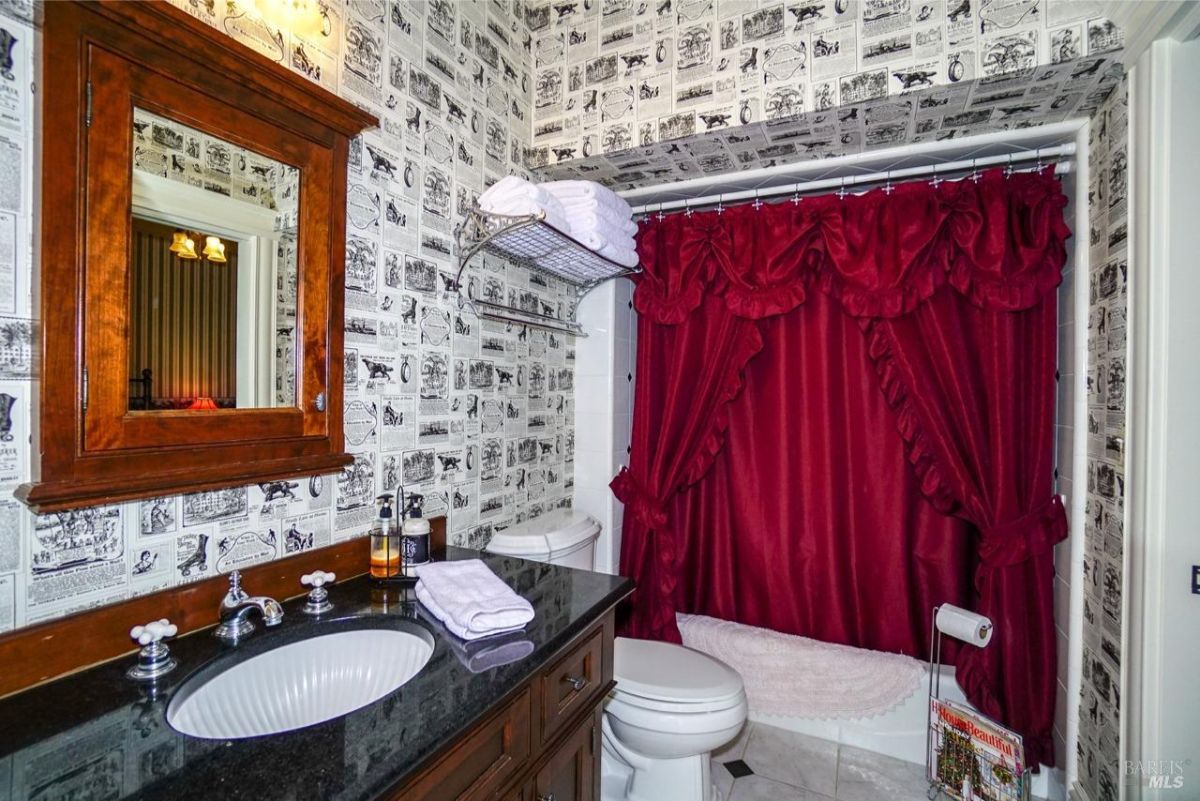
[0,548,633,801]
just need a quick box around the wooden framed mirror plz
[17,1,377,512]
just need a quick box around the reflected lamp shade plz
[188,397,218,411]
[202,236,227,263]
[170,231,198,260]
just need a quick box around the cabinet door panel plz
[534,711,597,801]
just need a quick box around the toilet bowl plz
[602,637,748,801]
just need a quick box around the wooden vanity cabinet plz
[386,612,614,801]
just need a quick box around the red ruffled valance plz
[633,168,1071,323]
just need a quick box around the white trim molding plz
[1126,33,1200,801]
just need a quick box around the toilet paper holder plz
[924,605,1029,800]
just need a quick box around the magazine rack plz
[451,206,641,337]
[926,606,1031,801]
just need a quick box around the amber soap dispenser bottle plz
[369,493,401,581]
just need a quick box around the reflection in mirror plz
[129,108,299,410]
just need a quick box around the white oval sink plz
[167,628,434,739]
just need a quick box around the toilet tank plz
[485,510,601,570]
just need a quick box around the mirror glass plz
[129,108,299,411]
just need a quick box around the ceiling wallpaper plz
[524,0,1125,189]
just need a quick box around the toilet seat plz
[610,688,745,715]
[613,637,744,705]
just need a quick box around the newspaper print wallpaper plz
[1078,77,1126,801]
[525,0,1125,189]
[0,0,585,633]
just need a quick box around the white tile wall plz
[572,278,635,574]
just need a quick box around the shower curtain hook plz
[970,158,981,183]
[883,170,894,195]
[656,201,665,222]
[752,187,763,211]
[791,182,802,204]
[684,198,693,218]
[1004,153,1014,178]
[1035,147,1044,171]
[716,193,725,215]
[930,164,943,189]
[837,176,847,200]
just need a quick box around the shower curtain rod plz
[625,144,1075,216]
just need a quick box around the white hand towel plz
[541,180,632,218]
[415,582,529,642]
[414,559,535,639]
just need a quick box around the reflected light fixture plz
[202,235,227,263]
[169,230,199,261]
[170,231,199,260]
[188,397,218,411]
[254,0,325,37]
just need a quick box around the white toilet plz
[601,637,747,801]
[484,512,748,801]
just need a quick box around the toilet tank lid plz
[614,637,744,704]
[486,509,600,555]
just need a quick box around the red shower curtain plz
[613,169,1070,766]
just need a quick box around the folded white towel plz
[567,216,638,250]
[478,195,572,233]
[479,176,572,232]
[415,582,528,641]
[573,230,640,267]
[481,175,544,204]
[541,180,633,219]
[414,559,535,641]
[564,208,639,238]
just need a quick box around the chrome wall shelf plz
[452,206,640,337]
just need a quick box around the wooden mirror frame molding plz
[16,1,377,513]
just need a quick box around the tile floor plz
[711,721,942,801]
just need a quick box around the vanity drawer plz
[395,688,531,801]
[537,625,605,745]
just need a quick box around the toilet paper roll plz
[935,604,993,647]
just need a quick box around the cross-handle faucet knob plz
[128,618,178,680]
[301,570,335,615]
[131,618,177,645]
[301,570,335,588]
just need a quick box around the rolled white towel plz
[541,180,632,219]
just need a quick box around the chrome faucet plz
[214,570,283,644]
